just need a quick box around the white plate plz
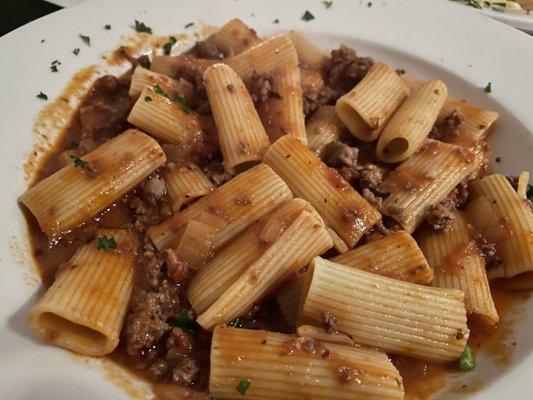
[482,8,533,32]
[1,0,532,398]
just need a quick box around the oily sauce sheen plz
[23,38,530,400]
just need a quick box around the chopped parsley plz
[69,141,79,149]
[301,10,315,21]
[79,34,91,46]
[153,85,191,114]
[451,0,482,9]
[134,19,152,33]
[162,36,177,55]
[273,18,280,24]
[495,156,502,162]
[50,60,61,73]
[73,48,80,56]
[459,344,475,372]
[36,91,48,100]
[322,0,333,8]
[527,184,533,201]
[368,1,373,6]
[236,379,251,395]
[104,24,111,30]
[484,81,492,93]
[184,22,194,28]
[97,235,117,250]
[40,39,45,43]
[70,155,90,169]
[170,309,197,333]
[144,95,152,102]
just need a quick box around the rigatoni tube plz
[196,207,332,330]
[300,257,469,362]
[148,164,292,251]
[376,80,447,163]
[379,139,479,233]
[187,198,313,314]
[257,63,307,144]
[331,230,433,284]
[263,135,380,248]
[210,327,404,400]
[417,211,498,326]
[165,164,214,212]
[127,86,202,145]
[204,63,270,173]
[28,229,135,356]
[470,174,533,279]
[19,129,165,237]
[129,66,182,98]
[335,62,409,142]
[211,18,260,56]
[226,33,298,79]
[306,105,345,156]
[288,31,328,70]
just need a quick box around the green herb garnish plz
[36,91,48,100]
[79,34,91,46]
[368,1,373,6]
[153,85,191,114]
[322,0,333,8]
[273,18,280,24]
[70,155,89,169]
[162,36,177,55]
[236,379,251,396]
[185,22,194,28]
[69,141,79,149]
[50,60,61,73]
[40,39,45,43]
[144,95,152,102]
[73,48,80,56]
[484,81,492,93]
[491,1,507,11]
[451,0,482,9]
[526,184,533,201]
[97,235,117,250]
[104,24,111,30]
[495,156,502,162]
[134,20,152,33]
[459,344,475,372]
[170,309,197,333]
[301,10,315,21]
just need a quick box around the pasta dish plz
[19,19,533,399]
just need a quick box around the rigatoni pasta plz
[306,105,345,156]
[127,85,202,145]
[204,63,270,172]
[335,62,409,142]
[165,164,214,212]
[300,257,469,362]
[148,164,292,251]
[417,211,498,325]
[376,80,447,163]
[331,230,433,284]
[470,174,533,278]
[288,31,328,70]
[196,207,332,330]
[19,129,165,237]
[129,66,181,98]
[210,327,404,400]
[28,229,135,356]
[263,135,381,248]
[380,139,479,232]
[211,18,260,56]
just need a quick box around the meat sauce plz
[22,42,530,399]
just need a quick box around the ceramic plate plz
[1,0,532,398]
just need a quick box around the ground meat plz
[166,327,194,358]
[429,110,463,141]
[165,249,192,284]
[442,180,470,209]
[143,176,167,202]
[322,45,374,96]
[362,188,382,209]
[124,280,182,356]
[202,160,232,186]
[321,311,341,334]
[426,204,454,232]
[356,164,383,191]
[78,75,132,141]
[175,58,214,112]
[247,72,278,103]
[190,40,224,59]
[172,358,201,385]
[303,86,335,116]
[506,175,519,190]
[365,219,400,243]
[143,253,165,290]
[323,141,359,169]
[474,234,502,269]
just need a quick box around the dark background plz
[1,0,62,37]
